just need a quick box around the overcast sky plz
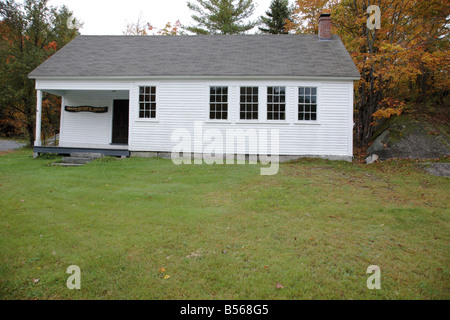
[47,0,276,35]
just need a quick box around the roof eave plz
[29,75,361,81]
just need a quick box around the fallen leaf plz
[33,278,40,283]
[275,283,284,289]
[163,275,171,280]
[158,267,166,273]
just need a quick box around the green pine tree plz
[259,0,292,34]
[186,0,257,35]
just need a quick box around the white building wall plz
[36,78,354,158]
[130,80,353,158]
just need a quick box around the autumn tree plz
[259,0,292,34]
[0,0,80,145]
[285,0,331,34]
[124,19,183,36]
[158,20,183,35]
[186,0,257,34]
[287,0,449,147]
[123,16,153,35]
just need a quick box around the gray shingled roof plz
[29,34,360,79]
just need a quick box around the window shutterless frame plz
[295,85,321,124]
[239,86,259,121]
[138,86,157,119]
[266,86,287,121]
[208,85,229,121]
[135,83,159,122]
[298,87,317,121]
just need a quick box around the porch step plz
[52,152,105,167]
[62,157,96,164]
[52,163,84,167]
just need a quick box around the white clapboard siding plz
[37,78,353,157]
[130,80,353,157]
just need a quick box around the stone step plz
[70,152,104,159]
[52,163,84,167]
[62,157,95,164]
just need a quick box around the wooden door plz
[112,100,129,144]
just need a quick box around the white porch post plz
[35,89,42,146]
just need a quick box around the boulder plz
[367,116,449,161]
[365,154,379,164]
[423,163,450,177]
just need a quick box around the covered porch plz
[33,85,132,157]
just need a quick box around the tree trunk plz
[27,121,35,147]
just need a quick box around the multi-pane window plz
[139,86,156,118]
[298,87,317,121]
[267,86,286,120]
[210,86,228,120]
[240,87,258,120]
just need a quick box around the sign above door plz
[65,106,108,113]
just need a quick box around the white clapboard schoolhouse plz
[29,14,360,161]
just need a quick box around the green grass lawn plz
[0,149,448,300]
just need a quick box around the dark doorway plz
[112,100,129,144]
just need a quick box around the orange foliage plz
[44,41,58,51]
[372,98,406,120]
[158,20,182,36]
[288,0,449,146]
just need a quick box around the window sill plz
[294,121,321,125]
[265,121,290,124]
[135,118,159,123]
[204,120,232,124]
[235,120,261,124]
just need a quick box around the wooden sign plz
[65,106,108,113]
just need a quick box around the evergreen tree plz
[186,0,257,35]
[259,0,291,34]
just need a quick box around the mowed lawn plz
[0,149,448,300]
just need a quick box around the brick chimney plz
[318,13,332,40]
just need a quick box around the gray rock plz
[365,154,379,164]
[424,163,450,177]
[367,117,449,161]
